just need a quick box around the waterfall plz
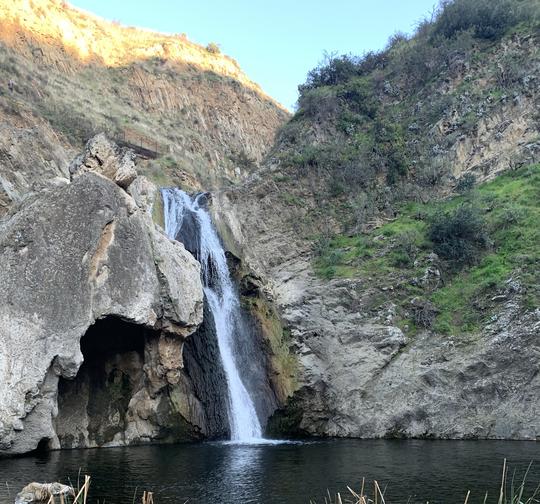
[161,188,263,442]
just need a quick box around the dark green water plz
[1,439,539,504]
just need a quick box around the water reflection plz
[0,439,538,504]
[213,444,264,503]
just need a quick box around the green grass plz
[314,164,540,335]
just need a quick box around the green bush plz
[494,204,526,230]
[433,0,521,40]
[372,119,408,184]
[297,86,339,119]
[336,77,378,119]
[299,53,360,93]
[392,230,421,267]
[298,51,386,96]
[429,204,490,265]
[456,173,477,193]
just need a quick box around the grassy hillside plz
[269,0,539,236]
[314,163,539,336]
[0,0,288,195]
[256,0,540,342]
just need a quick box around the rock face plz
[208,24,540,442]
[213,175,540,441]
[267,276,540,439]
[0,137,206,455]
[0,0,289,195]
[69,133,138,189]
[0,121,73,217]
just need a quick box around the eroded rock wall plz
[212,152,540,442]
[0,0,289,209]
[0,136,207,455]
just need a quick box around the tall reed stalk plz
[310,460,539,504]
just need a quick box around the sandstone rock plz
[0,170,204,455]
[69,134,137,189]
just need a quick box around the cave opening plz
[80,317,146,361]
[55,316,153,449]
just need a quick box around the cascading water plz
[161,188,263,442]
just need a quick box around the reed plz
[310,460,540,504]
[43,476,157,504]
[25,459,539,504]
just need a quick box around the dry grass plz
[18,459,540,504]
[311,460,540,504]
[0,0,265,94]
[42,475,158,504]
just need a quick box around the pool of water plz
[0,439,539,504]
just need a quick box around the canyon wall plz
[212,23,540,439]
[0,136,207,455]
[0,0,289,217]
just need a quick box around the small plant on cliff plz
[456,173,477,193]
[206,42,221,54]
[299,53,360,92]
[429,204,490,266]
[392,230,422,267]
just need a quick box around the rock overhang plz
[0,135,204,455]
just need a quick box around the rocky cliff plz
[0,135,209,455]
[0,0,289,217]
[0,0,291,456]
[213,1,540,440]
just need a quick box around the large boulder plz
[69,133,137,189]
[0,137,205,455]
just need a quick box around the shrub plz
[372,119,408,184]
[429,204,490,265]
[496,53,524,88]
[299,53,361,93]
[495,204,526,230]
[299,51,387,98]
[411,298,438,328]
[297,86,339,120]
[313,233,333,257]
[386,31,409,51]
[336,77,378,119]
[433,0,520,40]
[417,159,449,187]
[456,173,476,193]
[392,230,421,267]
[206,42,221,54]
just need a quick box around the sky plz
[70,0,440,110]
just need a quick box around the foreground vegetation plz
[314,164,539,336]
[14,476,158,504]
[313,460,539,504]
[16,460,539,504]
